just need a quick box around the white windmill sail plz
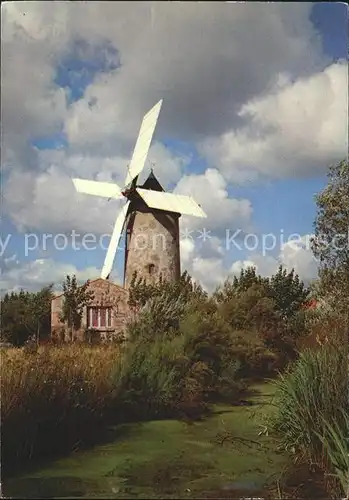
[136,188,207,218]
[72,98,208,282]
[124,99,163,187]
[72,178,122,199]
[101,201,130,279]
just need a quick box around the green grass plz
[4,382,289,499]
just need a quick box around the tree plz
[30,285,54,343]
[214,265,308,319]
[60,275,94,341]
[128,270,207,310]
[268,266,309,319]
[1,285,53,346]
[312,160,349,307]
[213,266,269,303]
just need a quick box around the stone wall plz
[51,278,130,342]
[124,209,181,288]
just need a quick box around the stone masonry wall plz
[51,278,130,342]
[124,210,181,288]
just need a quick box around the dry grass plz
[1,344,121,475]
[297,306,348,351]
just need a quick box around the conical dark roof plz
[140,170,164,192]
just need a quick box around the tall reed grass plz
[1,323,245,478]
[1,344,119,476]
[272,342,348,497]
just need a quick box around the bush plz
[180,311,243,401]
[111,335,193,419]
[229,330,279,378]
[219,284,297,370]
[126,292,188,342]
[297,306,348,351]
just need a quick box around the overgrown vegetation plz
[312,159,349,311]
[1,285,53,345]
[2,265,307,476]
[273,160,349,498]
[1,161,347,499]
[1,344,118,476]
[59,275,95,341]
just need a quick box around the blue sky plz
[1,2,347,292]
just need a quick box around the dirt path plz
[4,381,291,499]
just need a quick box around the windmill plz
[72,100,207,285]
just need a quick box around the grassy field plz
[4,381,290,499]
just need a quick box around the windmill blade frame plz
[136,188,207,218]
[101,200,130,279]
[72,178,123,200]
[124,99,163,187]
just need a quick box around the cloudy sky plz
[1,2,347,293]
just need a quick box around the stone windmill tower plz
[123,169,181,287]
[72,100,206,287]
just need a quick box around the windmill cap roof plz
[140,170,164,192]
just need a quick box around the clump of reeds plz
[1,344,119,475]
[272,342,348,497]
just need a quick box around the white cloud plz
[229,234,319,284]
[279,235,318,282]
[180,234,226,291]
[2,2,328,170]
[3,144,186,234]
[200,62,348,182]
[175,168,253,235]
[0,258,106,294]
[60,3,325,154]
[1,3,341,294]
[181,232,318,293]
[2,3,69,169]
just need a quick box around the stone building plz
[124,170,181,287]
[51,278,130,342]
[51,170,182,342]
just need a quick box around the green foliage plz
[214,265,309,320]
[271,343,347,491]
[229,330,279,377]
[128,270,207,310]
[312,160,349,310]
[268,265,309,319]
[317,411,349,498]
[60,275,94,341]
[1,285,53,346]
[219,283,278,331]
[123,294,243,419]
[111,335,194,419]
[179,310,243,401]
[213,267,269,302]
[127,292,188,342]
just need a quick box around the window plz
[147,263,155,275]
[87,307,113,329]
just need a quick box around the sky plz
[1,1,348,294]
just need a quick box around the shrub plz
[219,284,297,370]
[126,292,188,342]
[179,311,243,401]
[229,330,279,378]
[128,270,207,310]
[297,306,348,351]
[111,335,191,419]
